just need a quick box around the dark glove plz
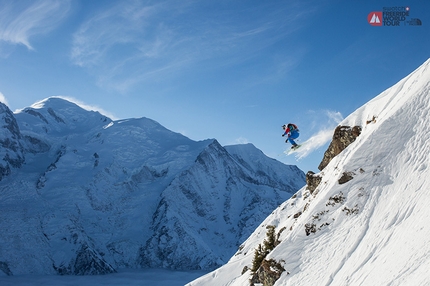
[282,134,285,137]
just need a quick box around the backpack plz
[288,123,298,131]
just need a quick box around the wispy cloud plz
[0,0,71,52]
[289,110,343,160]
[232,137,250,145]
[70,0,316,93]
[0,91,9,106]
[53,96,118,120]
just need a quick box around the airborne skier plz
[282,123,300,149]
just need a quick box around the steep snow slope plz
[0,98,305,276]
[189,59,430,286]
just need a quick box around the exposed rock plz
[54,244,116,275]
[24,109,49,123]
[47,107,65,123]
[342,205,359,215]
[24,135,50,153]
[366,116,377,124]
[293,211,302,219]
[338,171,355,184]
[72,244,116,275]
[318,125,362,171]
[305,223,317,236]
[306,171,322,195]
[0,261,12,276]
[326,192,346,206]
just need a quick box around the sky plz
[1,0,429,173]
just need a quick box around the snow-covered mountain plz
[0,97,305,276]
[189,59,430,286]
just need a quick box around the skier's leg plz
[288,130,299,145]
[288,137,297,145]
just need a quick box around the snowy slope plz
[189,59,430,286]
[0,98,305,276]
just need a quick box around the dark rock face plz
[24,135,50,153]
[53,244,116,275]
[318,126,362,171]
[0,103,25,180]
[338,171,355,184]
[306,171,322,195]
[72,245,116,275]
[0,261,12,276]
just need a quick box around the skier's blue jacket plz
[282,123,299,145]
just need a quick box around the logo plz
[367,6,422,26]
[368,12,382,26]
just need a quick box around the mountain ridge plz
[0,98,305,275]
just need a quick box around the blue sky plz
[1,0,429,172]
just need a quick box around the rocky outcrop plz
[306,171,322,195]
[72,244,116,275]
[338,171,355,184]
[53,244,116,275]
[318,125,362,171]
[0,261,12,276]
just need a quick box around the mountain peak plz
[29,96,81,109]
[14,97,111,137]
[27,96,109,118]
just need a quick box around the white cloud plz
[52,96,118,120]
[326,110,343,124]
[0,91,9,106]
[232,137,250,145]
[70,1,316,93]
[0,0,71,50]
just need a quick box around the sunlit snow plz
[190,59,430,285]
